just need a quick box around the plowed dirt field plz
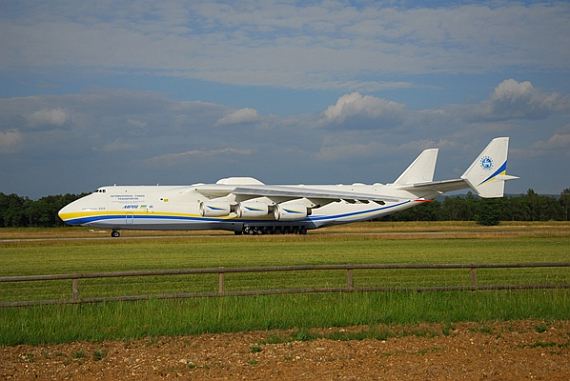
[2,320,569,380]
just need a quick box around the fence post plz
[347,267,354,290]
[72,273,79,301]
[470,266,477,289]
[219,267,225,295]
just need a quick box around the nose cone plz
[58,200,84,226]
[59,193,103,226]
[57,196,91,225]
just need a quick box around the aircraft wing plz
[233,185,403,204]
[196,184,402,205]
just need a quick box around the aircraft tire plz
[111,230,120,238]
[240,225,306,235]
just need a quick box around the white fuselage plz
[58,183,427,233]
[58,138,516,235]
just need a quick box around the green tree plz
[442,196,468,221]
[464,192,479,221]
[561,188,570,221]
[476,198,501,226]
[0,193,28,227]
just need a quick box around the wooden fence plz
[1,262,569,307]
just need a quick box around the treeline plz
[0,188,569,228]
[379,188,570,225]
[0,193,87,228]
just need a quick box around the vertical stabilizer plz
[394,148,438,185]
[461,137,518,198]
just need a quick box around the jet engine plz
[200,201,231,217]
[237,201,269,217]
[273,203,308,221]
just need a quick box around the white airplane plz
[59,137,518,237]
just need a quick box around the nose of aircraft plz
[58,200,81,225]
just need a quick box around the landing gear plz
[243,225,262,235]
[241,224,308,235]
[111,230,120,238]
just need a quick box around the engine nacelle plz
[200,201,231,217]
[237,201,269,218]
[273,203,308,221]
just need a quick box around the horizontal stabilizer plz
[494,174,519,182]
[401,178,468,194]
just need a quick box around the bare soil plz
[2,320,569,380]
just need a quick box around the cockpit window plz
[95,189,106,193]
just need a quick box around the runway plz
[2,228,568,243]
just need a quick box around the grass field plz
[1,221,569,345]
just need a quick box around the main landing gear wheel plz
[241,225,308,235]
[111,230,120,238]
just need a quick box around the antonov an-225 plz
[59,137,518,237]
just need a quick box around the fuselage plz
[58,183,428,234]
[57,138,516,236]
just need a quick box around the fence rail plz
[1,262,569,307]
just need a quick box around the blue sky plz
[1,0,569,199]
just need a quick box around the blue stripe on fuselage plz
[64,200,413,226]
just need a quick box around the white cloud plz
[0,130,23,154]
[217,108,259,125]
[492,79,534,102]
[454,79,570,121]
[469,79,570,121]
[322,92,405,125]
[0,79,568,197]
[531,131,570,157]
[2,2,569,91]
[27,107,69,128]
[0,88,234,160]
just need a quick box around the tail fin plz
[394,148,438,185]
[461,137,518,198]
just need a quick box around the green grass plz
[1,289,569,346]
[0,222,569,345]
[1,234,568,301]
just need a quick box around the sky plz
[1,0,569,199]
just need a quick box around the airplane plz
[58,137,518,237]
